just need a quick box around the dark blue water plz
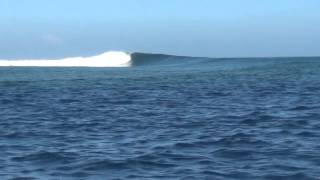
[1,54,320,179]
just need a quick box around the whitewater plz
[0,51,132,67]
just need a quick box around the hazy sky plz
[1,0,320,58]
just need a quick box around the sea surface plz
[0,53,320,180]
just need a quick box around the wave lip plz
[0,51,132,67]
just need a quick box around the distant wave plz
[0,51,203,68]
[1,52,319,68]
[0,51,132,67]
[0,51,214,68]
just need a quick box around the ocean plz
[0,53,320,179]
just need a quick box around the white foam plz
[0,51,132,67]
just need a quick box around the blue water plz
[1,54,320,179]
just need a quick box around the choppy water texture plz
[0,53,320,180]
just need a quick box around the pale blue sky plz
[1,0,319,58]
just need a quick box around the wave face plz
[130,53,210,67]
[0,51,131,67]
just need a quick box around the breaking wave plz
[0,51,132,67]
[0,51,217,68]
[1,51,318,68]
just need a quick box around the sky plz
[0,0,320,58]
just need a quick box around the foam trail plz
[0,51,131,67]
